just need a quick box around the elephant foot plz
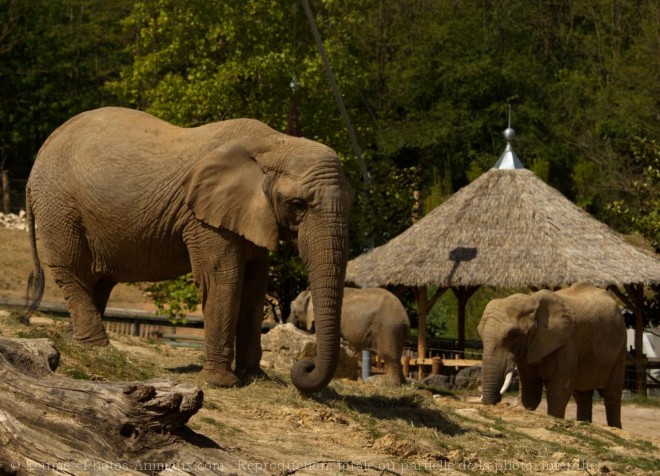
[65,324,110,346]
[202,365,241,388]
[74,333,110,346]
[237,366,269,384]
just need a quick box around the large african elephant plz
[289,287,410,385]
[478,283,626,428]
[25,107,353,394]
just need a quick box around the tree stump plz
[0,337,230,475]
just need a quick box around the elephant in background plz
[289,287,410,385]
[25,107,353,394]
[478,283,626,428]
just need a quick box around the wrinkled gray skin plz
[289,287,410,385]
[26,107,352,394]
[478,283,626,428]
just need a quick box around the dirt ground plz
[1,226,659,474]
[0,227,156,309]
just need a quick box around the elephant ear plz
[183,142,279,250]
[526,290,576,365]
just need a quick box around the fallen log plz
[0,337,231,475]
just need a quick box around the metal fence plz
[2,296,658,394]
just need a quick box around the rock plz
[0,211,29,231]
[454,365,482,390]
[421,374,452,390]
[260,323,357,380]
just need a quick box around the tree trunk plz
[2,169,10,214]
[0,337,231,475]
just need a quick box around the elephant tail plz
[22,186,45,322]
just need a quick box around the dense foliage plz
[1,0,658,331]
[0,0,132,204]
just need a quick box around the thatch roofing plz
[347,168,660,289]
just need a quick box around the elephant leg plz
[545,378,572,419]
[518,369,543,410]
[187,228,244,388]
[379,344,406,386]
[573,389,594,422]
[383,358,406,386]
[93,278,117,316]
[40,219,108,346]
[51,268,109,346]
[235,251,269,381]
[520,382,543,410]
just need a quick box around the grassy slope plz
[1,311,658,476]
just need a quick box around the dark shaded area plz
[316,387,466,436]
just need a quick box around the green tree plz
[103,0,660,326]
[0,0,132,209]
[606,137,660,326]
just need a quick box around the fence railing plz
[2,296,658,394]
[0,297,204,344]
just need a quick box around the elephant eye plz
[289,199,307,211]
[281,198,308,230]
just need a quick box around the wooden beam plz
[426,286,449,312]
[406,358,481,367]
[607,285,634,310]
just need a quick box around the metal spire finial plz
[494,105,524,170]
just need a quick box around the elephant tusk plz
[500,369,514,395]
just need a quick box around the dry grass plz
[1,227,659,475]
[1,312,658,475]
[347,169,660,289]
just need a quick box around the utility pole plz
[301,0,371,187]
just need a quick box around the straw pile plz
[347,169,660,289]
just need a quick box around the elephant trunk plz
[481,345,510,405]
[291,209,349,394]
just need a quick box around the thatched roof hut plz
[347,167,660,289]
[346,127,660,387]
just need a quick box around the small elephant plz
[478,283,626,428]
[289,287,410,385]
[25,107,353,394]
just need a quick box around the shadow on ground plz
[317,387,466,436]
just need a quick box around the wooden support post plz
[610,284,649,395]
[608,284,648,395]
[451,286,479,353]
[431,356,442,375]
[417,286,428,380]
[626,283,648,395]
